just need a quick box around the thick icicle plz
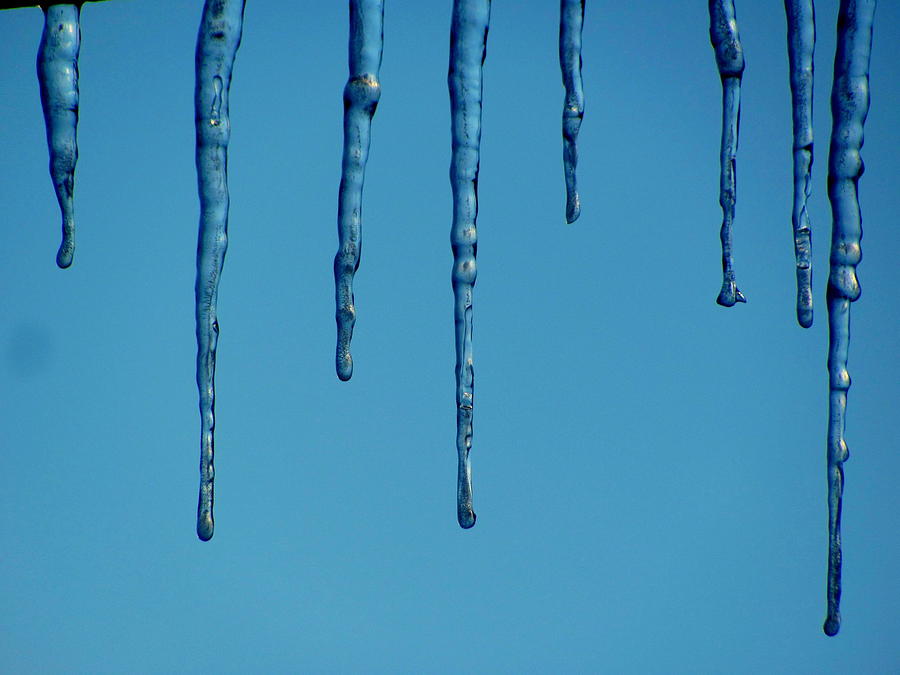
[708,0,746,307]
[559,0,585,224]
[449,0,490,529]
[784,0,816,328]
[194,0,245,542]
[334,0,384,381]
[822,0,875,637]
[36,3,81,269]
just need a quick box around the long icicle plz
[559,0,585,224]
[708,0,746,307]
[823,0,875,637]
[334,0,384,381]
[449,0,491,529]
[36,2,81,269]
[784,0,816,328]
[194,0,246,542]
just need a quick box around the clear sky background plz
[1,1,898,672]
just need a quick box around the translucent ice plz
[448,0,491,529]
[36,3,81,268]
[708,0,746,307]
[194,0,246,542]
[334,0,384,381]
[559,0,585,224]
[822,0,875,637]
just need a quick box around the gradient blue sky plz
[1,1,898,672]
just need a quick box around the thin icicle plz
[559,0,585,224]
[708,0,746,307]
[194,0,245,542]
[334,0,384,381]
[36,3,80,269]
[784,0,816,328]
[449,0,490,529]
[823,0,875,637]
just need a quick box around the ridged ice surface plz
[708,0,746,307]
[784,0,816,328]
[449,0,491,529]
[194,0,245,542]
[334,0,384,381]
[559,0,585,224]
[36,3,80,269]
[823,0,875,637]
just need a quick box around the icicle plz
[449,0,491,529]
[194,0,246,542]
[784,0,815,328]
[36,2,81,269]
[708,0,746,307]
[822,0,875,637]
[334,0,384,381]
[559,0,585,224]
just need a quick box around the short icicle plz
[334,0,385,381]
[559,0,585,224]
[708,0,746,307]
[784,0,816,328]
[36,2,81,269]
[449,0,491,529]
[822,0,875,637]
[194,0,246,542]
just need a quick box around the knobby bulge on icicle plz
[36,2,81,269]
[194,0,246,542]
[708,0,746,307]
[822,0,875,637]
[449,0,491,529]
[784,0,816,328]
[559,0,584,224]
[334,0,384,382]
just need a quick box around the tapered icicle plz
[449,0,490,529]
[822,0,875,637]
[36,3,81,269]
[708,0,746,307]
[559,0,585,224]
[334,0,384,381]
[194,0,245,542]
[784,0,816,328]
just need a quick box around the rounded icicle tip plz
[458,509,476,529]
[56,244,74,269]
[823,616,840,637]
[197,515,214,542]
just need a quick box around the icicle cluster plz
[193,0,246,542]
[11,0,883,636]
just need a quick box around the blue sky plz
[1,1,898,672]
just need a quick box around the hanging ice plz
[784,0,815,328]
[194,0,246,542]
[449,0,491,529]
[334,0,384,381]
[822,0,875,637]
[36,2,81,269]
[559,0,585,224]
[708,0,746,307]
